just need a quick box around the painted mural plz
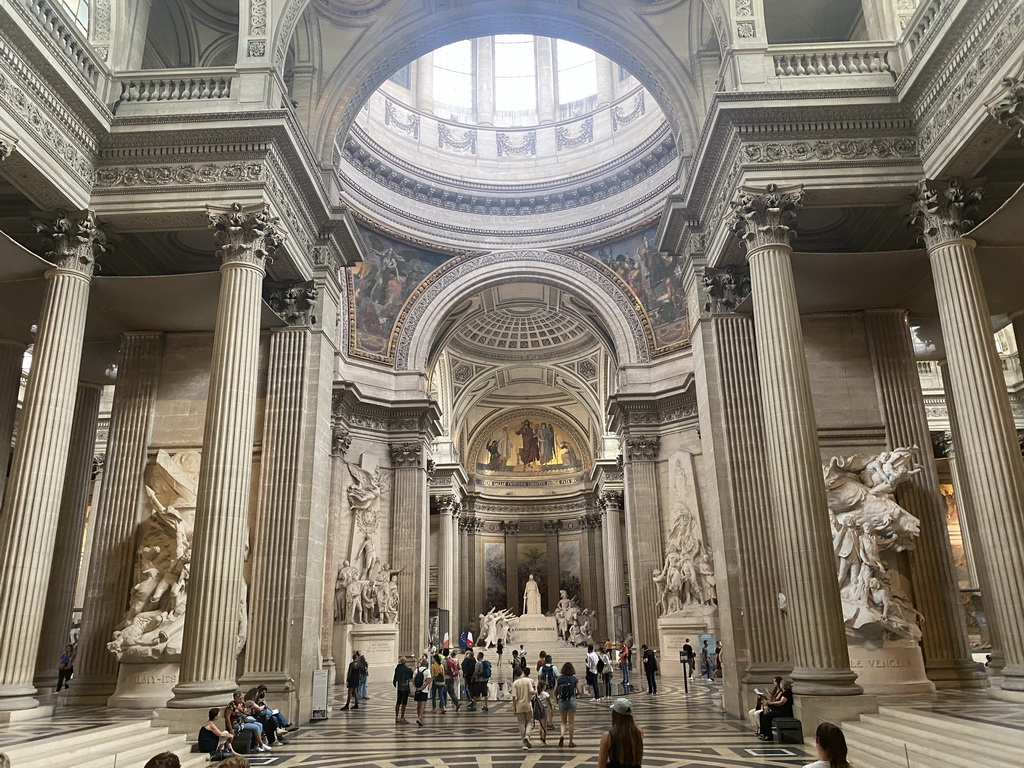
[558,539,582,601]
[576,224,689,349]
[349,226,448,357]
[475,414,584,474]
[484,540,507,611]
[517,540,549,615]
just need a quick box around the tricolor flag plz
[466,630,474,648]
[443,632,450,649]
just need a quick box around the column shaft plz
[416,51,434,114]
[590,515,606,637]
[536,36,555,123]
[595,54,615,106]
[545,523,560,615]
[70,333,163,702]
[475,38,493,125]
[601,496,627,640]
[622,437,663,648]
[437,502,455,643]
[865,310,983,687]
[0,340,27,503]
[748,243,859,694]
[450,508,461,644]
[391,444,427,654]
[928,238,1024,688]
[34,384,101,692]
[504,526,518,613]
[0,265,93,710]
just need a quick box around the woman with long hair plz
[597,698,644,768]
[555,661,581,747]
[804,722,851,768]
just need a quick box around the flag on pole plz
[443,632,450,649]
[466,630,474,648]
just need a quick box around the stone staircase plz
[842,705,1024,768]
[2,720,210,768]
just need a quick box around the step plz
[877,706,1024,750]
[843,721,1020,768]
[858,712,1022,764]
[4,722,150,763]
[13,727,185,768]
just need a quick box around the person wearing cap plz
[598,698,644,768]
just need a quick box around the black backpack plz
[541,663,556,687]
[557,676,575,701]
[597,657,605,674]
[414,668,425,688]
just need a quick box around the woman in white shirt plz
[413,654,432,727]
[804,722,850,768]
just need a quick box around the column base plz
[152,705,211,734]
[794,693,877,732]
[993,664,1024,693]
[741,662,795,685]
[926,658,989,690]
[791,667,863,696]
[238,672,294,696]
[107,661,179,709]
[0,683,42,713]
[62,674,117,706]
[0,705,52,722]
[166,679,237,709]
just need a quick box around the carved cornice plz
[34,209,106,276]
[988,76,1024,143]
[906,178,983,250]
[208,202,285,268]
[332,382,443,438]
[389,442,423,469]
[624,435,660,462]
[731,184,804,252]
[739,137,919,165]
[608,389,699,429]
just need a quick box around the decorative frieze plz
[555,117,594,150]
[384,100,420,139]
[731,184,804,251]
[438,124,477,154]
[496,131,536,156]
[906,178,983,249]
[94,161,264,188]
[389,442,422,469]
[34,209,106,275]
[740,138,917,164]
[611,91,645,131]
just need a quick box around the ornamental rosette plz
[207,202,284,267]
[34,209,107,276]
[730,184,804,251]
[906,178,983,249]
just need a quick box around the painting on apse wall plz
[484,540,507,611]
[558,539,582,601]
[575,224,689,348]
[349,226,448,357]
[475,414,583,474]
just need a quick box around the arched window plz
[433,40,473,118]
[556,40,597,104]
[494,35,537,116]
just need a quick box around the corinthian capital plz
[906,178,983,249]
[208,202,284,267]
[389,442,422,469]
[988,77,1024,143]
[624,435,660,462]
[0,133,16,162]
[731,184,804,252]
[34,209,106,276]
[599,491,624,511]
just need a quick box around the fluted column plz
[0,210,103,711]
[390,442,428,653]
[503,520,519,613]
[169,203,283,707]
[599,493,627,640]
[909,178,1024,691]
[543,520,561,612]
[416,51,434,114]
[450,503,461,644]
[733,185,861,696]
[589,512,606,635]
[436,496,457,643]
[536,36,555,123]
[33,383,101,692]
[622,435,663,647]
[322,422,351,686]
[475,38,493,125]
[865,310,984,688]
[595,54,615,106]
[0,340,27,503]
[68,332,163,703]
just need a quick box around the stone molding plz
[208,202,285,267]
[624,435,660,462]
[332,384,442,437]
[389,441,423,469]
[731,184,805,252]
[906,178,983,249]
[739,137,918,165]
[33,208,106,275]
[608,389,699,427]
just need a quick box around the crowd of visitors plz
[187,683,296,760]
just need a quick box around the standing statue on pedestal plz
[823,447,924,644]
[523,574,542,615]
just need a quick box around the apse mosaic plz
[474,413,584,474]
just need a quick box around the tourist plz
[473,650,492,711]
[714,640,723,679]
[758,680,794,741]
[430,653,448,712]
[641,644,658,695]
[413,653,431,726]
[226,692,270,753]
[555,661,581,747]
[248,688,286,744]
[511,649,521,674]
[341,652,360,710]
[701,641,713,681]
[197,707,235,757]
[357,650,369,699]
[682,638,694,680]
[535,679,553,744]
[536,650,548,671]
[393,655,413,724]
[585,643,601,699]
[601,647,614,698]
[443,648,461,711]
[619,642,631,687]
[143,753,180,768]
[462,650,477,710]
[511,665,536,749]
[540,654,558,689]
[804,722,850,768]
[748,676,783,730]
[496,638,504,665]
[597,698,644,768]
[55,644,75,692]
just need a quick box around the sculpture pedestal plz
[106,661,180,709]
[508,614,560,651]
[334,623,399,683]
[848,640,935,695]
[658,610,716,660]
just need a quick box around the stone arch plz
[394,250,654,372]
[272,0,717,165]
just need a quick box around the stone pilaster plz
[458,515,473,639]
[436,495,457,643]
[692,309,790,694]
[0,210,103,711]
[599,493,627,640]
[577,516,594,616]
[0,340,27,504]
[240,316,333,717]
[69,332,163,703]
[622,435,663,647]
[543,520,561,613]
[733,185,861,697]
[390,442,428,654]
[33,383,101,693]
[536,36,555,123]
[169,203,283,707]
[450,503,461,644]
[321,421,351,686]
[588,512,606,637]
[864,310,984,688]
[503,520,520,613]
[909,179,1024,692]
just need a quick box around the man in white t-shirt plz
[585,644,601,700]
[510,666,536,749]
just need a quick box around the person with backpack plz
[585,644,602,700]
[534,679,554,744]
[461,650,477,710]
[472,651,491,711]
[430,653,448,713]
[600,648,614,698]
[555,661,581,747]
[413,654,431,726]
[540,654,557,690]
[443,648,461,712]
